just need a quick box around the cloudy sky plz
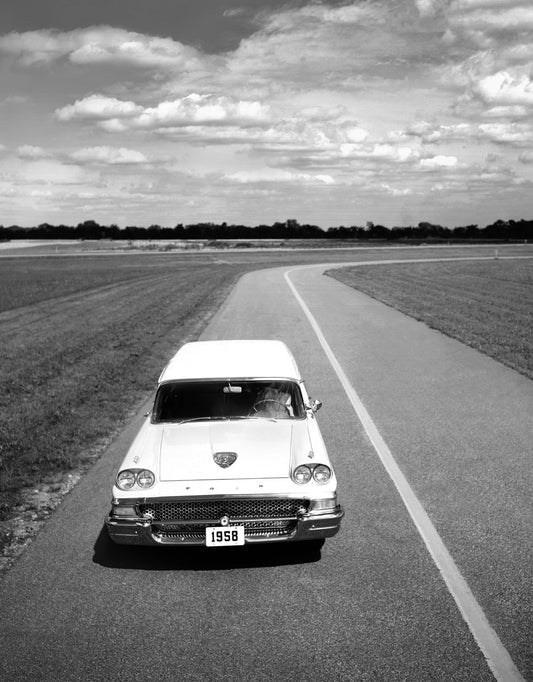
[1,0,532,228]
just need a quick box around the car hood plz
[159,419,309,481]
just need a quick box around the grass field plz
[1,244,531,556]
[0,256,265,515]
[327,258,533,380]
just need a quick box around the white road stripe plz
[285,264,525,682]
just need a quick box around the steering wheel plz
[250,399,291,417]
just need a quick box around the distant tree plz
[3,216,531,241]
[75,220,104,239]
[147,224,162,238]
[107,224,120,239]
[368,223,390,239]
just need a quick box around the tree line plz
[0,218,531,242]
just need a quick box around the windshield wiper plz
[174,416,228,425]
[167,415,280,424]
[247,415,278,422]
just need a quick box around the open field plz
[0,256,254,511]
[327,258,533,380]
[1,244,532,560]
[1,237,529,258]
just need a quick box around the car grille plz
[138,498,309,522]
[138,498,309,543]
[153,520,298,541]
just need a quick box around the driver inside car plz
[252,386,294,418]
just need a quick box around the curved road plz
[1,262,532,681]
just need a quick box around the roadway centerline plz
[284,262,525,682]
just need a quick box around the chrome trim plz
[105,500,343,547]
[136,497,311,520]
[157,376,302,385]
[112,492,323,505]
[150,515,297,526]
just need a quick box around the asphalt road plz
[1,261,532,681]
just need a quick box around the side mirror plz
[309,398,322,413]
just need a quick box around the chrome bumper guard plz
[105,505,344,546]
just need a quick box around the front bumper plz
[105,504,344,546]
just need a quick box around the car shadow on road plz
[92,526,323,570]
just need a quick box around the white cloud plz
[415,0,443,18]
[225,169,334,185]
[313,4,375,24]
[69,146,148,165]
[17,160,98,185]
[420,155,459,168]
[406,122,475,143]
[16,145,49,159]
[29,189,53,197]
[132,94,270,129]
[55,95,143,122]
[315,174,336,185]
[53,92,373,162]
[240,119,368,152]
[474,71,533,107]
[223,9,245,18]
[403,120,448,143]
[478,122,533,144]
[184,119,369,160]
[56,93,270,131]
[446,1,533,48]
[482,104,530,117]
[381,183,413,196]
[0,94,28,106]
[451,1,529,9]
[345,126,370,143]
[263,2,378,31]
[518,151,533,164]
[438,0,533,101]
[400,118,533,148]
[1,4,532,227]
[340,143,419,163]
[498,43,533,67]
[0,26,204,71]
[0,29,72,64]
[227,0,441,93]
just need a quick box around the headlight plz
[137,469,155,489]
[115,469,155,490]
[292,464,332,485]
[293,465,312,484]
[116,470,136,490]
[313,464,331,484]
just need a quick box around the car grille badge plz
[213,452,237,468]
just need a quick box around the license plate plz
[206,525,245,547]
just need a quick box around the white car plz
[106,339,343,550]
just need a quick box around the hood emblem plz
[213,452,237,468]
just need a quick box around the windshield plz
[153,380,305,423]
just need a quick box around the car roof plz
[159,340,302,383]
